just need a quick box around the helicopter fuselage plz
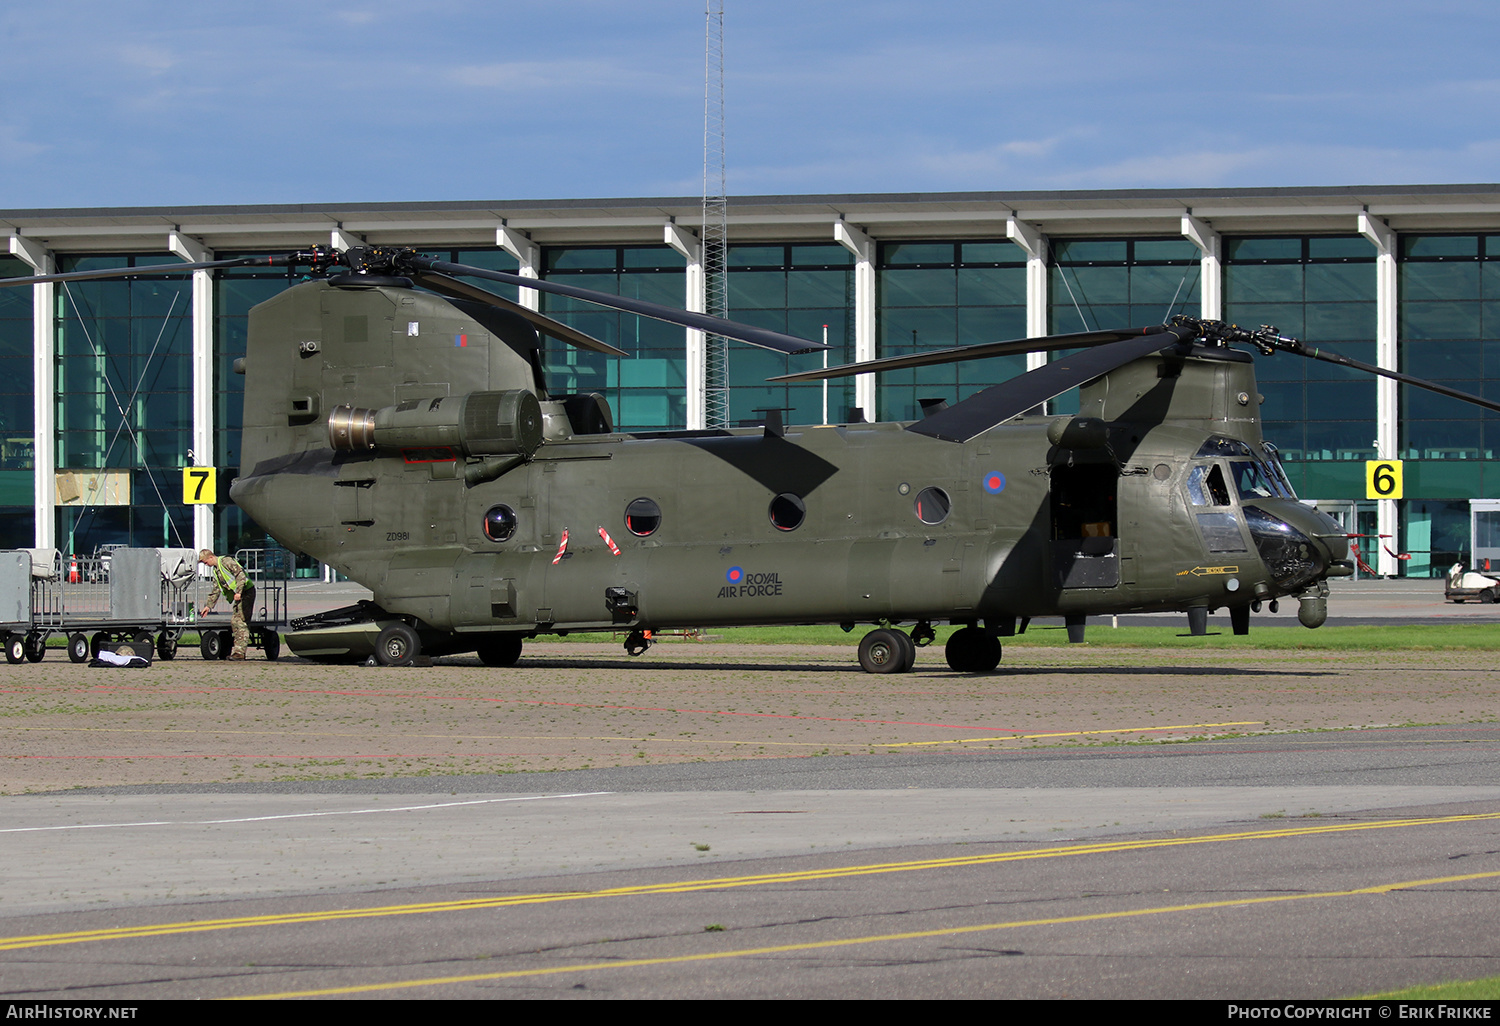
[230,279,1349,665]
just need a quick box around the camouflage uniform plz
[201,551,254,658]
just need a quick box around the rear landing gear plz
[944,626,1001,673]
[477,634,523,667]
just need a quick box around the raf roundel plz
[982,471,1007,495]
[726,566,744,584]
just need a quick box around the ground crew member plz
[199,549,254,660]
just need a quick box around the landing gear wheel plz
[259,630,280,661]
[375,623,419,667]
[155,631,178,661]
[5,635,23,664]
[23,634,45,662]
[858,628,909,673]
[945,626,1002,673]
[199,629,225,661]
[476,635,523,667]
[892,628,917,672]
[68,633,89,663]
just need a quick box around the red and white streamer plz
[598,526,621,555]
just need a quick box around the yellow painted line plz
[883,721,1262,746]
[3,811,1498,955]
[240,868,1500,999]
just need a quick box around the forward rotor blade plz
[768,325,1173,383]
[908,325,1198,443]
[0,255,282,288]
[1288,344,1500,415]
[414,258,827,355]
[410,271,628,357]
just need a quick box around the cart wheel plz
[374,623,419,667]
[199,629,224,661]
[260,630,280,661]
[156,632,178,661]
[90,633,108,659]
[67,633,89,663]
[23,634,46,663]
[133,630,152,646]
[1483,589,1497,604]
[4,635,24,664]
[218,629,233,659]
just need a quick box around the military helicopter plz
[8,245,1500,673]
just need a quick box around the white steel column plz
[834,219,875,419]
[1182,214,1222,320]
[170,231,215,555]
[498,224,541,313]
[9,235,55,548]
[1359,210,1399,577]
[1006,217,1049,371]
[664,222,706,429]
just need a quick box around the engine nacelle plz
[328,389,544,458]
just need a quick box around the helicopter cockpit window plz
[913,487,951,525]
[1229,460,1278,500]
[1187,464,1232,507]
[1194,436,1255,459]
[769,493,806,531]
[483,504,518,543]
[624,497,662,537]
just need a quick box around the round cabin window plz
[913,487,951,525]
[624,497,662,537]
[483,504,518,543]
[768,493,806,531]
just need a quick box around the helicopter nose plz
[1242,504,1340,591]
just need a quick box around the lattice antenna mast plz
[703,0,730,428]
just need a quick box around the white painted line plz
[0,792,614,834]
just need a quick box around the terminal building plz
[4,184,1500,578]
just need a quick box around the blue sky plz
[2,0,1497,209]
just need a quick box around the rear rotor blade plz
[908,325,1198,442]
[414,258,827,356]
[0,255,285,288]
[410,271,628,357]
[768,325,1173,383]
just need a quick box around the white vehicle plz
[1445,563,1500,603]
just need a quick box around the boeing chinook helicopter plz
[8,244,1500,672]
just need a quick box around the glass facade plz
[729,243,853,425]
[879,241,1027,422]
[0,257,34,548]
[1224,236,1377,499]
[1049,238,1202,334]
[541,246,687,431]
[6,204,1498,578]
[54,255,193,554]
[1393,235,1500,574]
[1048,238,1203,415]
